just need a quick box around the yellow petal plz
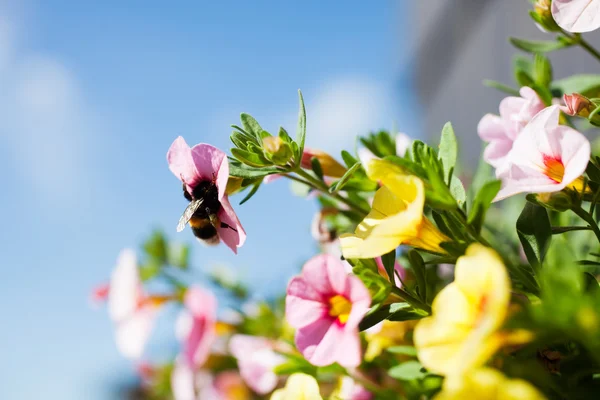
[414,244,512,376]
[271,373,323,400]
[435,368,546,400]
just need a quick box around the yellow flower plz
[364,320,415,362]
[340,159,449,258]
[435,368,546,400]
[271,373,323,400]
[414,244,529,376]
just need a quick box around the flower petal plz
[190,143,229,199]
[114,305,158,359]
[552,0,600,32]
[108,249,141,322]
[167,136,200,188]
[217,196,246,254]
[286,276,328,328]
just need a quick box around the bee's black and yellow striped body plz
[179,179,235,245]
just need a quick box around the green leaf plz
[468,180,501,234]
[387,346,417,357]
[139,258,161,281]
[341,150,358,168]
[329,162,362,194]
[381,249,397,285]
[310,157,324,181]
[408,250,427,302]
[517,202,552,269]
[509,37,571,53]
[143,231,167,263]
[228,164,281,179]
[231,148,269,167]
[449,174,467,208]
[296,90,306,161]
[438,122,457,182]
[239,182,261,205]
[388,361,426,381]
[278,126,292,143]
[168,242,189,269]
[551,226,592,234]
[240,113,263,141]
[387,302,428,321]
[273,355,316,376]
[534,53,553,87]
[552,74,600,98]
[514,55,534,87]
[359,305,391,331]
[483,80,520,96]
[586,161,600,183]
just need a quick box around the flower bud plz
[562,93,594,117]
[225,176,243,195]
[536,191,573,212]
[262,136,293,166]
[533,0,561,32]
[301,148,347,178]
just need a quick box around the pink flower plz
[108,249,166,359]
[167,136,246,253]
[552,0,600,33]
[229,334,286,394]
[478,87,545,169]
[200,371,250,400]
[337,377,373,400]
[286,254,371,367]
[176,286,218,368]
[89,282,110,305]
[494,105,591,201]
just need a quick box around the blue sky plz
[0,1,416,398]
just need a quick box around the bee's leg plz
[220,222,238,232]
[183,182,192,201]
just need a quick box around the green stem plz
[294,168,369,216]
[579,37,600,63]
[562,30,600,63]
[572,206,600,243]
[391,286,431,315]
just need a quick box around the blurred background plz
[1,0,599,399]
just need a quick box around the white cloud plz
[0,13,90,206]
[304,77,396,154]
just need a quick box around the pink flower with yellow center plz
[494,105,590,201]
[285,254,371,367]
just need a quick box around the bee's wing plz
[177,199,204,232]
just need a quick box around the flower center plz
[328,295,352,324]
[543,156,565,183]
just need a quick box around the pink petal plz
[217,196,246,254]
[343,276,372,330]
[171,360,196,400]
[184,286,217,319]
[494,106,591,201]
[297,320,361,367]
[191,143,229,200]
[552,0,600,33]
[286,276,328,328]
[483,138,514,169]
[114,305,158,359]
[108,249,141,322]
[263,174,283,184]
[180,287,217,368]
[477,114,508,141]
[295,317,337,366]
[229,335,284,394]
[301,254,348,296]
[167,136,201,189]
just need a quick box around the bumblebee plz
[177,180,236,245]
